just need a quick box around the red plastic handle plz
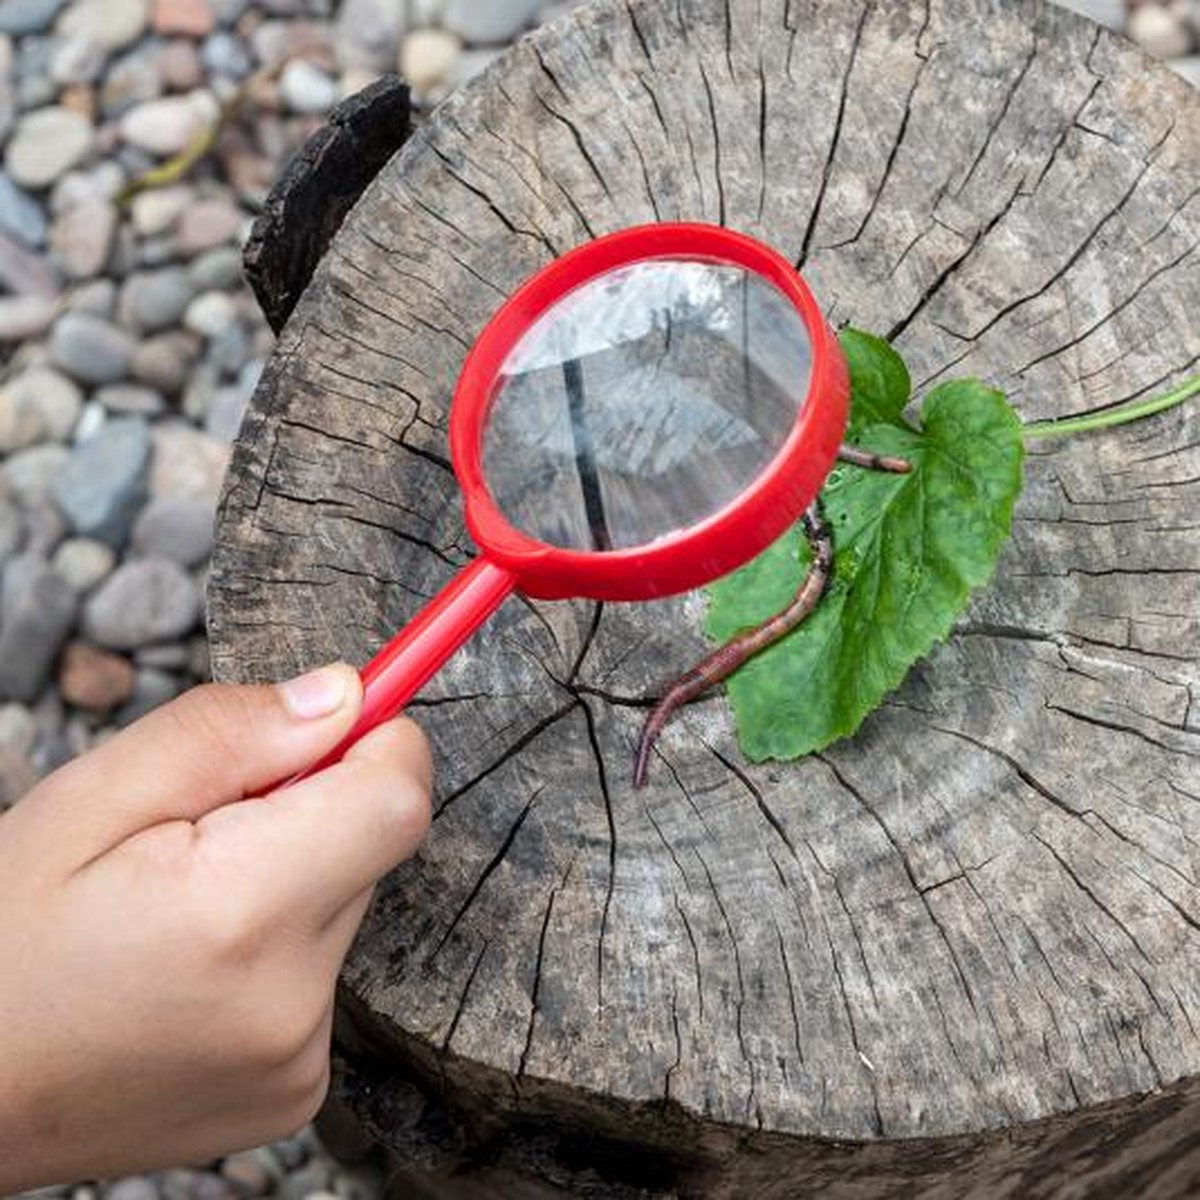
[288,557,516,784]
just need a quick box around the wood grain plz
[210,0,1200,1192]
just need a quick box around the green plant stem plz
[1023,373,1200,440]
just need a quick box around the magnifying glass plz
[295,223,849,781]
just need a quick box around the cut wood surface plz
[210,0,1200,1193]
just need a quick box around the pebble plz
[205,383,250,440]
[102,46,166,116]
[442,0,540,44]
[68,277,117,317]
[135,641,190,668]
[0,35,10,143]
[49,199,117,279]
[53,416,150,546]
[119,265,196,332]
[176,196,243,254]
[1172,54,1200,86]
[334,0,405,72]
[151,0,215,38]
[182,361,218,420]
[13,37,55,111]
[0,702,36,755]
[58,640,136,711]
[51,537,116,592]
[50,312,137,385]
[185,289,238,337]
[200,30,253,78]
[130,184,193,236]
[0,294,57,342]
[56,0,149,50]
[4,106,95,190]
[132,330,200,394]
[4,444,71,508]
[0,556,79,703]
[278,1162,332,1200]
[51,33,108,86]
[73,400,107,443]
[0,501,21,560]
[105,1179,161,1200]
[83,557,200,649]
[0,0,63,35]
[400,27,461,95]
[188,244,243,291]
[120,89,220,156]
[0,170,49,247]
[0,231,59,296]
[280,58,339,113]
[220,1151,276,1196]
[115,664,182,723]
[158,38,206,90]
[150,423,229,503]
[97,383,167,415]
[1128,2,1193,57]
[131,496,214,566]
[0,367,83,451]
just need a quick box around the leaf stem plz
[1022,373,1200,440]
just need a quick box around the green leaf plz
[705,378,1025,761]
[839,328,913,437]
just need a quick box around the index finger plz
[197,718,433,927]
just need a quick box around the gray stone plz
[0,295,56,341]
[131,331,199,394]
[0,228,58,297]
[149,423,229,502]
[184,289,237,337]
[114,666,181,725]
[0,35,12,147]
[50,198,117,279]
[205,384,249,441]
[119,266,196,333]
[0,170,48,247]
[13,37,55,110]
[49,161,124,215]
[0,366,83,451]
[200,30,253,78]
[442,0,540,43]
[131,496,214,567]
[280,58,338,113]
[56,0,148,50]
[1128,3,1192,58]
[68,278,117,317]
[334,0,405,72]
[206,319,250,376]
[53,416,149,546]
[0,501,22,560]
[188,245,243,292]
[129,184,192,237]
[0,0,63,35]
[181,361,218,421]
[4,444,70,507]
[119,90,219,156]
[0,702,36,754]
[73,400,106,444]
[4,106,94,189]
[51,536,115,592]
[51,32,107,85]
[83,558,199,650]
[278,1163,332,1200]
[96,383,165,415]
[50,312,137,385]
[105,1180,160,1200]
[0,556,78,702]
[134,641,189,669]
[176,197,243,255]
[102,45,164,117]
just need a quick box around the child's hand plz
[0,665,431,1191]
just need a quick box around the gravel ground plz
[0,0,1193,1196]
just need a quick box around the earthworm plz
[632,444,911,788]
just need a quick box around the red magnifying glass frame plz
[292,223,849,783]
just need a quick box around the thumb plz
[40,664,364,866]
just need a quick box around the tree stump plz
[209,1,1200,1194]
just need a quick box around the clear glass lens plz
[482,259,813,552]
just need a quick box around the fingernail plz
[280,666,349,720]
